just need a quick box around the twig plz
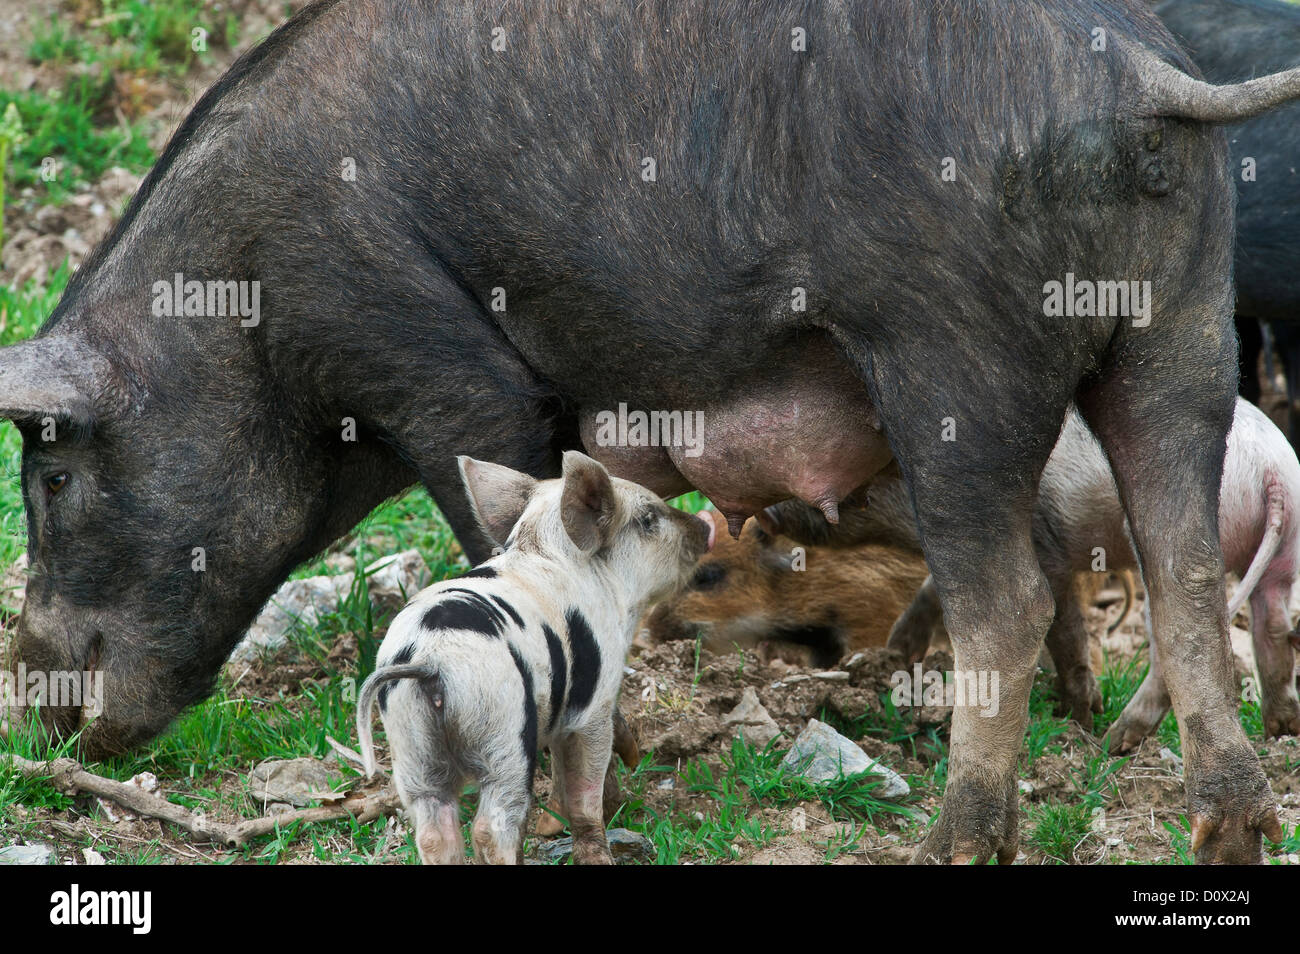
[2,755,399,848]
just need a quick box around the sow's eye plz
[45,472,69,497]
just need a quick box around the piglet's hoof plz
[1102,699,1168,755]
[1261,697,1300,739]
[1056,672,1103,731]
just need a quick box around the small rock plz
[1106,837,1123,848]
[33,204,70,234]
[772,674,810,687]
[0,843,53,865]
[81,848,106,866]
[811,671,850,682]
[247,757,344,808]
[234,574,354,661]
[364,550,432,614]
[914,706,951,726]
[1017,779,1035,796]
[723,687,781,748]
[1158,747,1183,771]
[781,719,910,798]
[128,772,159,794]
[536,828,655,864]
[323,552,356,574]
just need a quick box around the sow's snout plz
[12,613,187,760]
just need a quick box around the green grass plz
[601,736,916,865]
[14,0,239,210]
[0,78,155,202]
[96,0,238,72]
[31,0,238,75]
[28,18,99,66]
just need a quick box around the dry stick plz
[2,755,399,848]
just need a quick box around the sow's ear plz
[0,337,103,429]
[560,450,617,554]
[457,456,537,546]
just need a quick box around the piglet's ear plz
[457,456,537,546]
[560,451,617,554]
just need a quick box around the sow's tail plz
[355,664,442,778]
[1127,39,1300,122]
[1227,483,1287,618]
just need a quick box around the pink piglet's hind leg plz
[411,797,466,865]
[1249,585,1300,738]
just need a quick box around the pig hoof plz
[1056,675,1103,732]
[910,778,1018,865]
[1103,708,1164,755]
[1186,758,1281,864]
[573,843,615,866]
[1262,700,1300,739]
[613,710,641,766]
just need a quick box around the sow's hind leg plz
[1079,315,1281,863]
[841,335,1073,865]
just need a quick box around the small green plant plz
[29,17,99,66]
[1021,669,1074,766]
[1027,800,1092,864]
[97,0,237,72]
[0,80,154,203]
[0,102,26,251]
[1161,815,1194,865]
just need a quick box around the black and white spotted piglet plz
[356,451,714,864]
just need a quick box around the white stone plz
[0,843,52,865]
[230,549,431,662]
[723,687,781,748]
[781,719,910,799]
